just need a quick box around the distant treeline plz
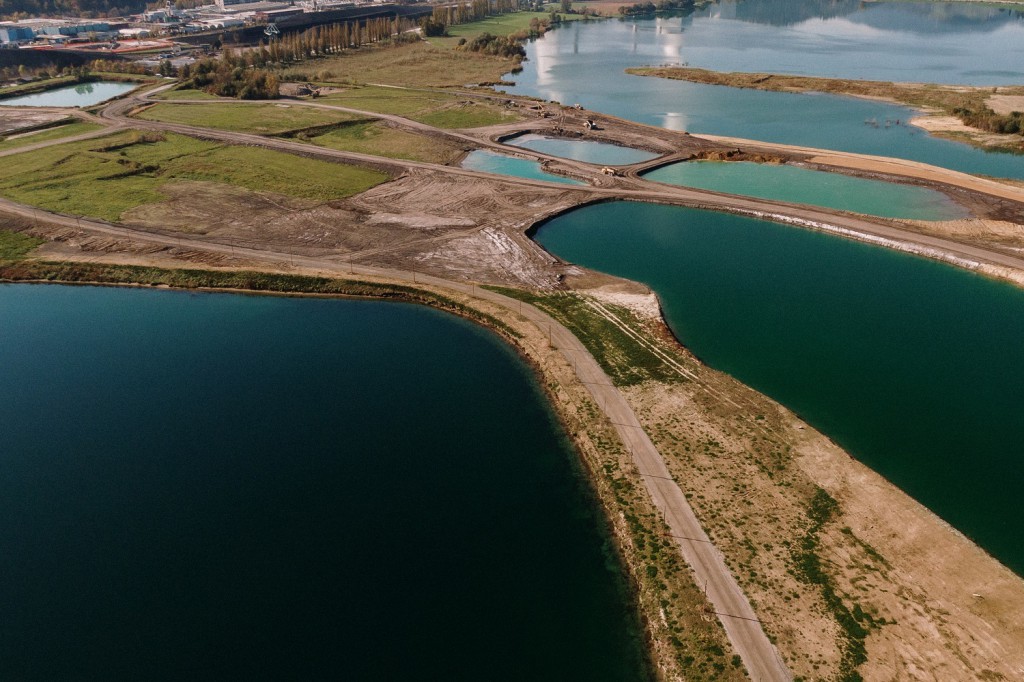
[179,15,420,99]
[421,0,519,36]
[0,0,146,20]
[618,0,694,16]
[0,58,142,83]
[264,15,419,64]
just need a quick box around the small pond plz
[0,81,138,108]
[505,134,660,166]
[644,160,970,221]
[461,149,585,185]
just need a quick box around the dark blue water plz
[0,285,647,681]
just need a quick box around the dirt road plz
[94,91,1024,278]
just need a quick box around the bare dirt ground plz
[909,114,1022,150]
[41,169,602,290]
[591,299,1024,682]
[987,94,1024,116]
[898,217,1024,259]
[0,109,69,135]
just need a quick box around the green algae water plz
[0,285,648,681]
[535,202,1024,574]
[644,161,970,221]
[461,150,585,185]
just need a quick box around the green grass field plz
[282,40,517,87]
[306,120,465,163]
[438,9,587,45]
[0,229,43,261]
[135,102,359,134]
[0,122,104,152]
[319,85,518,127]
[0,131,388,221]
[150,87,222,101]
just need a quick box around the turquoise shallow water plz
[645,161,971,220]
[461,149,585,184]
[0,81,137,107]
[503,1,1024,179]
[0,285,648,681]
[505,134,660,165]
[535,202,1024,575]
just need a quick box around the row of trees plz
[0,0,145,20]
[262,16,418,64]
[425,0,520,35]
[618,0,694,16]
[176,13,421,96]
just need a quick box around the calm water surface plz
[504,1,1024,179]
[505,134,659,165]
[645,160,971,220]
[639,0,1024,84]
[462,149,585,184]
[0,81,137,107]
[0,285,648,681]
[535,202,1024,574]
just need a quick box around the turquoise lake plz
[461,149,585,184]
[0,81,138,108]
[535,202,1024,575]
[504,1,1024,179]
[644,161,971,220]
[0,285,649,680]
[505,134,660,165]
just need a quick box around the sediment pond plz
[505,134,659,165]
[644,160,971,220]
[0,81,138,108]
[535,201,1024,574]
[0,285,648,680]
[461,149,585,184]
[503,0,1024,179]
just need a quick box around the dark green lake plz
[0,285,648,681]
[535,202,1024,574]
